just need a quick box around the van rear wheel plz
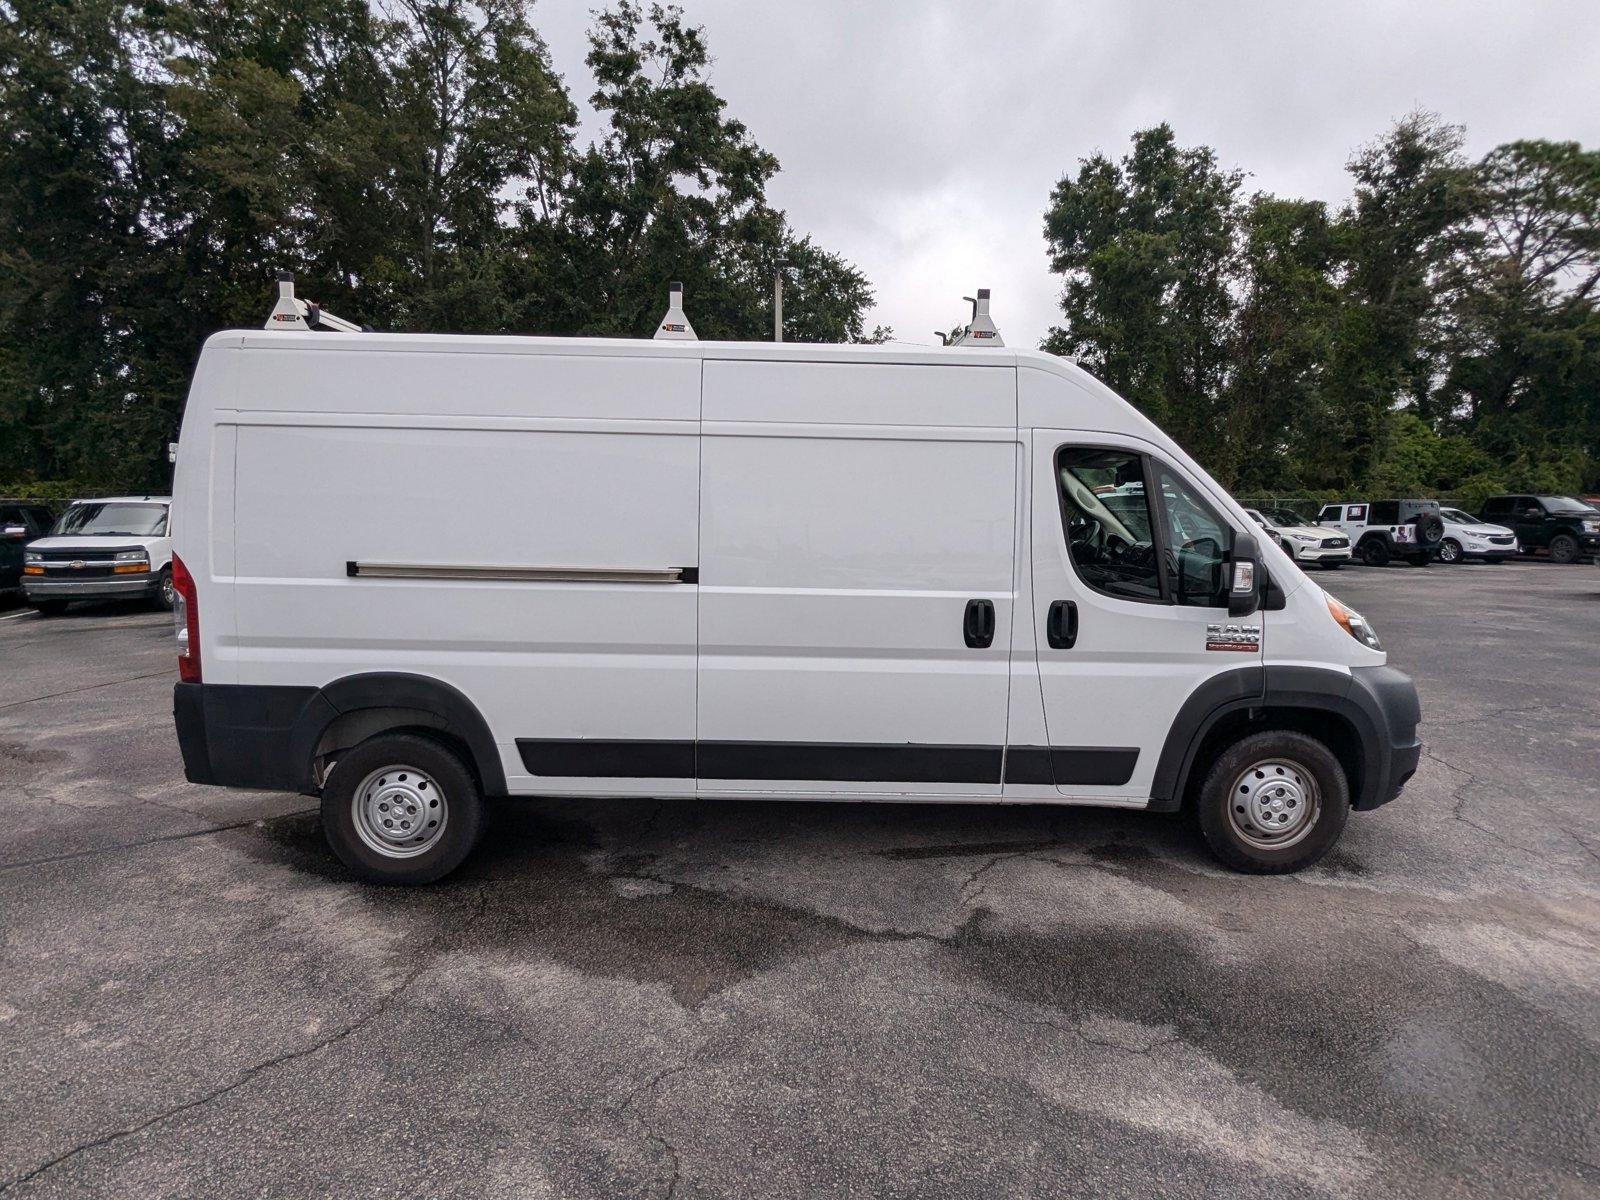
[1196,731,1349,873]
[320,733,484,885]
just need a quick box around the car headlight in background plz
[1290,533,1319,543]
[1327,595,1383,651]
[1584,518,1600,532]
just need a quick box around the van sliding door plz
[693,358,1018,796]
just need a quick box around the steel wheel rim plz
[351,765,448,858]
[160,572,176,605]
[1227,758,1321,851]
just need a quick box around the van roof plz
[218,329,1072,373]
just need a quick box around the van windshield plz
[52,503,168,537]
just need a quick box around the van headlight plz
[1326,596,1383,651]
[114,549,147,561]
[23,551,41,564]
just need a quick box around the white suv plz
[1315,500,1446,567]
[22,496,174,615]
[1243,507,1352,569]
[1436,508,1517,564]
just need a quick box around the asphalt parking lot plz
[1,562,1597,1199]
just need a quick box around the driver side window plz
[1153,466,1229,607]
[1056,448,1162,603]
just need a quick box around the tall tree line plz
[1044,116,1600,504]
[0,0,882,493]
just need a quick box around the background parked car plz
[1436,508,1517,564]
[1315,499,1446,566]
[22,496,174,614]
[1242,507,1351,569]
[1479,494,1600,563]
[1,500,57,597]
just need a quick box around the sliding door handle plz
[963,599,996,649]
[1047,600,1078,649]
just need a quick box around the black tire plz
[1360,537,1390,567]
[1549,533,1579,564]
[29,599,69,616]
[1438,538,1463,564]
[1412,511,1445,549]
[153,566,175,611]
[320,733,484,885]
[1196,730,1350,874]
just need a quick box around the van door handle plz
[1047,600,1078,649]
[963,599,995,649]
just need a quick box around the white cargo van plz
[170,290,1420,883]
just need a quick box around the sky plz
[531,0,1600,348]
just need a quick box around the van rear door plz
[695,358,1018,795]
[1028,432,1263,802]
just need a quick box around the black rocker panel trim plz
[519,740,1139,786]
[1003,747,1140,786]
[519,739,696,779]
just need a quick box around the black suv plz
[1,501,57,594]
[1479,495,1600,564]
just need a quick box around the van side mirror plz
[1228,529,1260,618]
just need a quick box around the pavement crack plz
[0,809,318,874]
[1422,750,1544,856]
[606,1052,699,1199]
[0,883,496,1193]
[915,991,1182,1057]
[0,671,171,714]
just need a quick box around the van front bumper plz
[1347,665,1422,810]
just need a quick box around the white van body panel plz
[171,330,1402,813]
[696,358,1017,795]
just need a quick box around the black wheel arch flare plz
[1148,664,1419,812]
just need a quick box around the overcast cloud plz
[532,1,1600,347]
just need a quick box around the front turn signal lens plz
[1327,595,1383,651]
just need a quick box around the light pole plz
[774,257,787,342]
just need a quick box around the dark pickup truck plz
[1479,495,1600,564]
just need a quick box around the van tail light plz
[173,553,201,683]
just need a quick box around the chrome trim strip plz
[346,562,693,584]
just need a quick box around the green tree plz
[1041,124,1242,464]
[1224,196,1340,491]
[1321,112,1478,482]
[548,1,878,343]
[0,0,880,493]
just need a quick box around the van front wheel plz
[321,733,484,885]
[1196,731,1349,874]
